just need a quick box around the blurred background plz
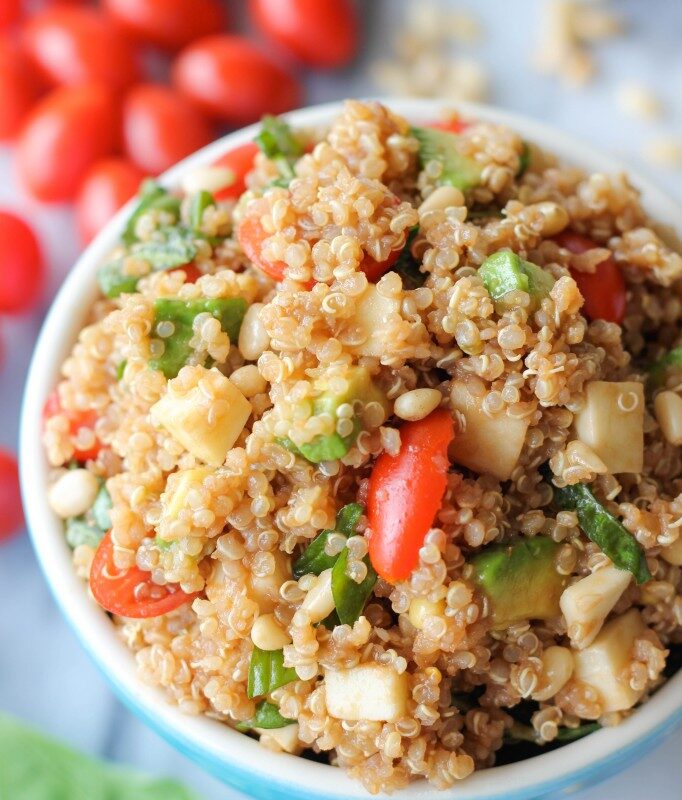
[0,0,680,798]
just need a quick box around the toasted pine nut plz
[534,201,570,237]
[230,365,267,398]
[654,390,682,445]
[394,388,442,421]
[239,303,270,361]
[48,469,100,519]
[532,646,574,701]
[301,568,335,623]
[418,186,465,215]
[251,613,291,650]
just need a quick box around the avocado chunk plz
[286,367,388,464]
[478,249,554,312]
[150,297,248,379]
[411,126,482,192]
[470,537,567,629]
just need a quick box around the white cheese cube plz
[350,285,401,358]
[150,366,252,466]
[560,564,632,649]
[573,608,646,713]
[574,381,644,474]
[324,664,409,722]
[449,380,530,480]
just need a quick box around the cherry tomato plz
[23,7,139,93]
[179,264,202,282]
[426,118,468,134]
[90,532,200,618]
[122,83,214,176]
[0,37,46,141]
[103,0,225,51]
[237,214,288,282]
[553,231,627,324]
[360,247,403,283]
[213,142,259,200]
[76,158,146,245]
[43,390,101,461]
[249,0,358,68]
[18,84,119,202]
[368,409,455,583]
[0,1,21,32]
[0,211,45,314]
[0,448,23,543]
[172,35,302,126]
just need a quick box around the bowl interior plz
[20,98,682,800]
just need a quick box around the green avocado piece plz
[295,367,388,464]
[150,297,248,379]
[470,537,567,629]
[479,249,555,312]
[411,126,482,192]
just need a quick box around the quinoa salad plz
[43,100,682,793]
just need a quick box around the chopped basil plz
[517,142,531,177]
[97,259,139,299]
[292,502,363,579]
[188,190,215,231]
[122,180,181,246]
[65,517,104,550]
[334,503,363,537]
[132,226,199,271]
[115,360,127,381]
[236,701,295,731]
[392,227,425,289]
[330,547,376,625]
[648,346,682,389]
[554,722,600,742]
[247,646,298,698]
[255,115,304,187]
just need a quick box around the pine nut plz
[534,201,570,237]
[654,390,682,445]
[230,365,267,398]
[301,568,335,623]
[181,166,235,196]
[394,388,442,421]
[48,469,100,519]
[408,597,446,630]
[251,613,291,650]
[532,646,574,701]
[238,303,270,361]
[418,186,464,215]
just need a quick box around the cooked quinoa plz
[43,100,681,794]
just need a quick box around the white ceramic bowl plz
[21,98,682,800]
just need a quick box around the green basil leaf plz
[247,647,297,699]
[236,701,295,731]
[65,517,104,550]
[97,259,139,299]
[122,180,181,246]
[392,227,425,289]
[132,227,199,271]
[189,190,215,231]
[331,548,376,625]
[0,713,200,800]
[116,360,127,381]
[91,483,112,531]
[292,503,364,579]
[649,346,682,389]
[254,115,303,161]
[554,722,600,742]
[335,502,364,537]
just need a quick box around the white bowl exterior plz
[20,98,682,800]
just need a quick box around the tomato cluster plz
[0,0,360,546]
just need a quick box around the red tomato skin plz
[368,409,455,583]
[18,84,119,202]
[103,0,225,51]
[23,7,139,93]
[172,35,302,126]
[76,158,146,244]
[43,390,101,461]
[90,532,200,618]
[123,83,214,176]
[213,142,259,200]
[0,448,23,543]
[0,37,46,141]
[249,0,358,68]
[0,211,45,314]
[0,0,21,32]
[426,118,468,134]
[554,231,627,324]
[237,214,287,281]
[361,245,402,283]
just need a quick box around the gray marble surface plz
[1,1,680,797]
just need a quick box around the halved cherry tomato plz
[103,0,225,51]
[172,35,302,126]
[361,246,402,283]
[43,390,101,461]
[213,142,259,200]
[553,230,626,324]
[18,84,119,202]
[122,83,214,176]
[76,158,146,244]
[178,264,202,282]
[249,0,358,68]
[0,0,21,32]
[237,214,288,282]
[0,37,45,141]
[0,448,23,543]
[426,118,468,134]
[90,532,200,618]
[23,7,139,93]
[0,210,45,314]
[368,409,455,583]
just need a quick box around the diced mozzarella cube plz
[255,723,302,754]
[325,664,409,722]
[560,563,632,649]
[573,608,646,713]
[449,380,530,480]
[150,367,251,466]
[574,381,644,474]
